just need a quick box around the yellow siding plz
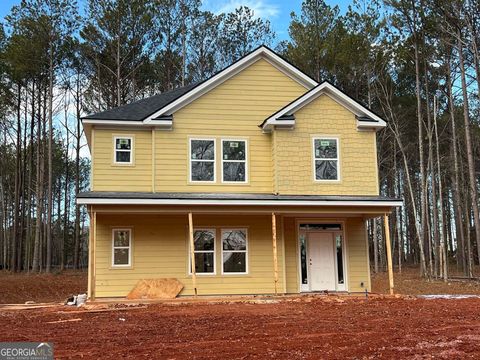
[94,212,370,297]
[154,58,306,193]
[346,217,371,292]
[284,217,298,293]
[94,213,285,297]
[93,129,153,192]
[275,94,379,195]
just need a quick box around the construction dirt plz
[0,271,87,304]
[2,267,480,304]
[1,296,480,359]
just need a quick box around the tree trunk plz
[457,34,480,268]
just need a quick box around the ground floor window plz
[112,229,132,267]
[192,229,216,274]
[222,229,248,274]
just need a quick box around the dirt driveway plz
[1,296,480,359]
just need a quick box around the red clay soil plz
[371,267,480,295]
[0,271,87,304]
[3,267,480,304]
[1,297,480,359]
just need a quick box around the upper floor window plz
[114,136,133,164]
[112,229,132,267]
[190,139,215,182]
[313,138,339,181]
[222,140,247,183]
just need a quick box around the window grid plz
[221,229,248,275]
[112,229,131,267]
[189,138,216,183]
[313,137,339,181]
[221,139,247,183]
[114,136,133,164]
[190,229,216,275]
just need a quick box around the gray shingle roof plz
[82,83,198,121]
[77,191,401,203]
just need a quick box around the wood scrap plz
[126,278,183,300]
[47,318,82,324]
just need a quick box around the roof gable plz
[82,45,317,126]
[143,45,317,123]
[261,81,387,132]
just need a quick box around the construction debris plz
[126,278,183,300]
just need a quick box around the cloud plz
[203,0,280,19]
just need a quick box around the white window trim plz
[113,136,133,165]
[312,137,340,182]
[189,228,216,275]
[221,139,248,184]
[189,138,216,183]
[111,228,132,267]
[221,228,248,275]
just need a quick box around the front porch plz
[77,194,401,300]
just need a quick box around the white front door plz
[308,232,336,291]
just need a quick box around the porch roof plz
[77,191,402,208]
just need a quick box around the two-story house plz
[77,46,401,300]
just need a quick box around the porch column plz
[87,208,96,301]
[383,214,394,295]
[272,212,279,294]
[188,212,197,297]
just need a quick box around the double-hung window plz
[190,139,215,182]
[313,138,339,181]
[114,136,133,164]
[222,229,247,274]
[112,229,132,267]
[191,229,216,274]
[222,140,247,183]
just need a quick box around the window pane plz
[194,230,215,251]
[336,234,344,284]
[223,252,246,273]
[116,138,131,150]
[300,233,308,284]
[194,252,214,273]
[114,248,129,265]
[223,162,245,182]
[191,161,214,181]
[222,230,246,250]
[113,230,130,247]
[116,151,131,163]
[191,140,214,160]
[223,140,245,160]
[299,224,342,231]
[315,160,338,180]
[314,139,337,159]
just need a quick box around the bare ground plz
[1,296,480,359]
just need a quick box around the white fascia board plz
[82,118,172,129]
[262,82,387,131]
[82,119,145,126]
[77,197,403,207]
[143,46,318,123]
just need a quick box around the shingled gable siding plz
[154,58,307,193]
[274,94,379,195]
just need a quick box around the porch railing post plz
[272,212,279,295]
[188,212,197,297]
[384,213,394,295]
